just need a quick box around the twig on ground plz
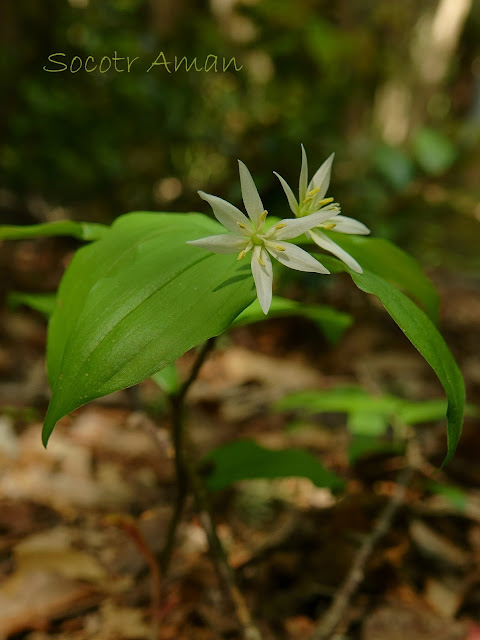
[308,466,414,640]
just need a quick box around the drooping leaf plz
[232,296,353,344]
[308,255,464,464]
[0,220,108,241]
[43,212,256,445]
[322,233,439,323]
[204,439,344,491]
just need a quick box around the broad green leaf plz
[232,296,353,344]
[151,363,180,395]
[204,439,344,491]
[43,212,256,445]
[7,291,57,317]
[322,233,439,323]
[312,256,464,464]
[0,220,108,241]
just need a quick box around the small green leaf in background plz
[0,220,108,241]
[373,143,415,191]
[42,212,256,446]
[348,435,403,463]
[426,480,468,512]
[232,296,353,344]
[7,291,57,317]
[322,233,439,323]
[412,127,456,175]
[150,363,180,395]
[204,439,344,492]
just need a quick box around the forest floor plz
[0,237,480,640]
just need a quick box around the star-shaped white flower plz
[188,161,335,314]
[274,145,370,273]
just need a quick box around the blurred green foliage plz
[1,0,480,268]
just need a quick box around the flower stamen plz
[317,197,334,207]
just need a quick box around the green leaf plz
[348,434,403,463]
[151,363,180,395]
[43,212,256,445]
[0,220,108,241]
[204,439,344,491]
[347,411,389,437]
[319,257,464,465]
[373,143,414,191]
[426,480,468,512]
[276,386,399,415]
[7,291,57,317]
[412,127,456,175]
[322,233,439,323]
[232,296,353,344]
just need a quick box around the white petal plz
[198,191,250,234]
[268,209,341,240]
[328,215,370,235]
[187,234,247,254]
[309,230,363,273]
[273,172,298,215]
[251,246,273,314]
[266,241,330,274]
[238,160,264,228]
[307,152,335,199]
[299,144,308,202]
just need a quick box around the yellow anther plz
[274,244,285,251]
[302,196,312,205]
[237,249,247,260]
[258,256,266,267]
[307,187,321,197]
[275,223,287,230]
[323,223,336,230]
[237,222,247,229]
[318,197,334,207]
[260,210,268,222]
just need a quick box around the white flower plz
[188,160,334,314]
[274,145,370,273]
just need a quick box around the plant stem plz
[161,338,215,573]
[185,453,264,640]
[161,337,264,640]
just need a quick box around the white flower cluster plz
[188,147,370,314]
